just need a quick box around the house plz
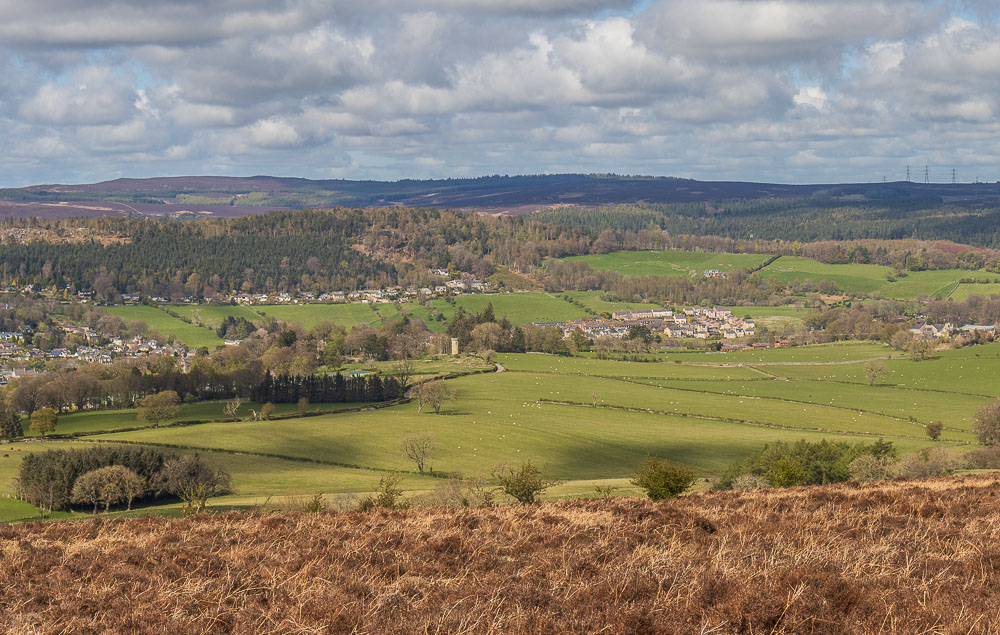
[910,323,954,339]
[959,324,997,336]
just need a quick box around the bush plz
[492,461,555,504]
[631,457,696,501]
[965,445,1000,469]
[849,455,896,482]
[895,448,961,479]
[358,473,408,511]
[718,439,897,489]
[730,474,770,490]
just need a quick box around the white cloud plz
[1,0,1000,186]
[19,66,138,125]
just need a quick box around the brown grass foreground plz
[2,475,1000,634]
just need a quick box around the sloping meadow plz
[2,473,999,633]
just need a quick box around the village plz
[0,324,196,385]
[6,268,492,307]
[533,306,757,341]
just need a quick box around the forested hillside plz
[536,197,1000,248]
[3,197,1000,298]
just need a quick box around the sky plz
[1,0,999,187]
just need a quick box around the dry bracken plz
[1,474,1000,633]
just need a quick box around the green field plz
[22,401,362,437]
[561,250,772,278]
[950,282,1000,301]
[430,293,589,325]
[759,257,892,293]
[758,257,997,299]
[94,373,942,480]
[553,250,997,300]
[104,305,223,349]
[562,291,663,315]
[251,304,391,330]
[6,339,993,521]
[166,302,438,333]
[170,304,264,329]
[881,269,998,299]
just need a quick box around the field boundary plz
[31,400,410,441]
[76,438,455,479]
[535,399,951,441]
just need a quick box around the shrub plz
[965,445,1000,469]
[730,474,770,490]
[631,457,696,501]
[718,439,896,490]
[260,402,275,420]
[849,455,896,482]
[359,473,408,511]
[492,461,555,504]
[895,448,960,479]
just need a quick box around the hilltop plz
[2,473,999,633]
[3,173,1000,219]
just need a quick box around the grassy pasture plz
[21,401,360,437]
[562,291,663,314]
[759,257,892,293]
[879,269,996,299]
[496,353,764,380]
[560,250,771,278]
[767,354,1000,398]
[950,282,1000,301]
[104,305,223,349]
[430,293,589,325]
[645,378,987,433]
[95,369,946,482]
[253,304,388,330]
[169,304,264,329]
[661,341,891,364]
[168,302,446,333]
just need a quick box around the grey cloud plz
[18,66,139,125]
[1,0,999,186]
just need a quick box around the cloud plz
[18,66,138,125]
[0,0,999,186]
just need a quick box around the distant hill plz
[2,473,998,632]
[3,173,1000,219]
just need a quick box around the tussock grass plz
[2,474,999,633]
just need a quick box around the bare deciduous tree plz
[865,360,887,387]
[392,360,416,390]
[223,397,243,421]
[400,433,434,474]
